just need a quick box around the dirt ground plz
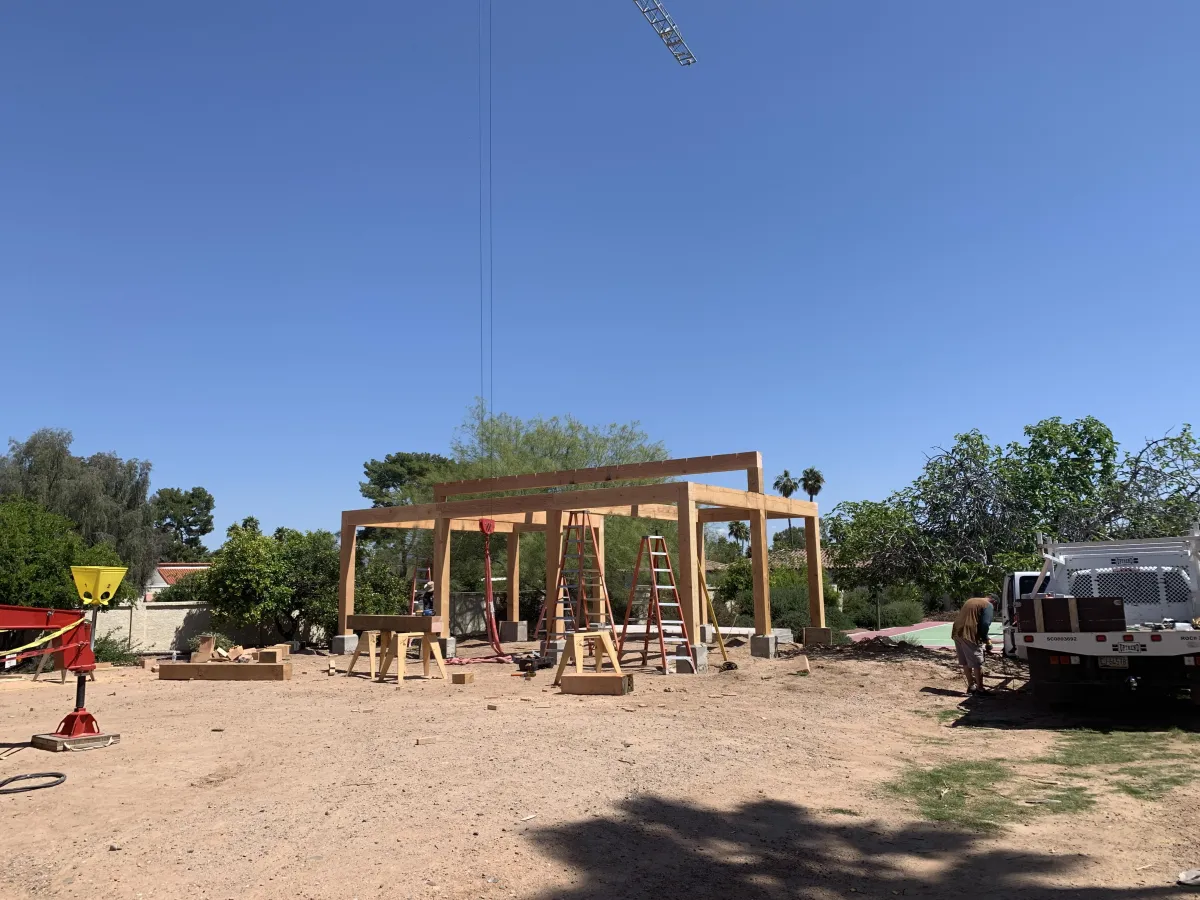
[2,639,1197,900]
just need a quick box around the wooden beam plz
[432,518,451,639]
[697,519,708,626]
[690,483,818,518]
[544,510,564,641]
[337,515,357,635]
[506,532,520,623]
[347,482,682,526]
[805,514,826,628]
[433,452,764,499]
[749,508,771,635]
[676,484,701,648]
[344,508,546,529]
[356,518,519,533]
[583,503,679,522]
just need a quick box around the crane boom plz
[632,0,697,66]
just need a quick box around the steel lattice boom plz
[632,0,697,66]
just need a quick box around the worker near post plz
[421,581,435,616]
[952,596,994,695]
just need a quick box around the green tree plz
[203,518,290,636]
[0,429,159,592]
[727,521,749,555]
[773,526,805,550]
[0,499,132,608]
[274,527,340,641]
[801,467,825,503]
[359,452,455,508]
[151,486,215,561]
[773,470,800,547]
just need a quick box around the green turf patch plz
[823,807,862,817]
[1039,729,1198,767]
[885,761,1024,832]
[1111,766,1197,800]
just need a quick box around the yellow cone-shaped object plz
[71,566,128,606]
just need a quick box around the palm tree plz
[773,469,800,548]
[727,521,750,556]
[801,467,825,503]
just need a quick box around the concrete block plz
[437,637,456,660]
[330,633,359,656]
[499,620,528,643]
[698,624,716,644]
[802,627,834,647]
[540,639,566,665]
[750,634,778,659]
[675,643,708,674]
[771,628,795,645]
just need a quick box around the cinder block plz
[802,627,833,647]
[499,620,528,643]
[330,634,359,656]
[540,639,566,665]
[437,636,456,660]
[750,634,778,659]
[675,643,708,674]
[771,628,795,645]
[698,624,716,644]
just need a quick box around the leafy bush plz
[155,570,210,604]
[841,584,926,630]
[93,630,141,666]
[879,598,925,629]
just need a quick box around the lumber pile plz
[160,638,293,681]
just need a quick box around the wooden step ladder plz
[535,511,615,650]
[618,535,694,673]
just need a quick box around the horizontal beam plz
[433,452,762,499]
[345,509,548,529]
[345,481,683,525]
[690,483,818,518]
[585,503,680,522]
[354,518,524,534]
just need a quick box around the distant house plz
[144,563,211,601]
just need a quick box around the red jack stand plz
[31,673,120,752]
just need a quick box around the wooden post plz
[593,514,607,626]
[337,516,358,635]
[696,520,708,625]
[747,451,764,494]
[506,532,520,622]
[432,518,451,639]
[750,507,771,634]
[676,484,701,645]
[544,509,564,639]
[804,513,825,628]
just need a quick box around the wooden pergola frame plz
[336,451,824,645]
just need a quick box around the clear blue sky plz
[3,2,1198,543]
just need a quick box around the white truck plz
[1001,530,1200,702]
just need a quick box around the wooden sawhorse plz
[552,630,622,686]
[377,632,448,684]
[346,630,390,680]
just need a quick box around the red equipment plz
[0,604,103,739]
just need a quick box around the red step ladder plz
[618,535,694,673]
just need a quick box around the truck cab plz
[1001,570,1042,659]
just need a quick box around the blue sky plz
[3,2,1198,543]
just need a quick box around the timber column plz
[675,483,703,666]
[500,531,526,642]
[749,502,775,658]
[432,517,451,639]
[543,510,565,649]
[334,514,358,654]
[805,513,825,628]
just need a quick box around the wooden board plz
[558,673,634,696]
[345,615,441,633]
[450,672,474,684]
[258,649,282,664]
[158,662,292,681]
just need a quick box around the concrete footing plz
[540,639,567,665]
[802,627,833,647]
[676,642,708,674]
[331,633,359,656]
[771,628,795,645]
[499,620,528,643]
[750,633,778,659]
[438,637,457,660]
[698,623,716,644]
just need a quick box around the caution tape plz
[0,618,85,659]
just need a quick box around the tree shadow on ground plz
[527,795,1183,899]
[948,688,1200,733]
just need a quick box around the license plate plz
[1098,656,1130,668]
[1112,643,1144,653]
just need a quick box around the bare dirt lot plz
[2,640,1197,900]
